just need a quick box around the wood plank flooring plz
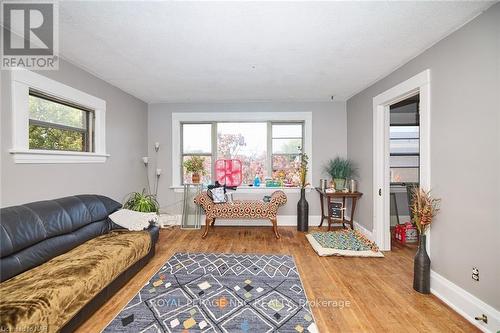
[76,226,478,333]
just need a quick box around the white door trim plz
[373,69,431,251]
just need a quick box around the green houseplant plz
[324,157,357,190]
[183,156,206,184]
[123,190,159,213]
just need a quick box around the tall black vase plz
[413,234,431,294]
[297,188,309,232]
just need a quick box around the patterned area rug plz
[306,230,384,257]
[103,252,318,332]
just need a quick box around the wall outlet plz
[158,214,179,228]
[472,267,479,281]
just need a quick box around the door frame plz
[372,69,431,251]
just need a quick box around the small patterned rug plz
[306,230,384,257]
[103,252,318,332]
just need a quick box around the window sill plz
[170,185,312,194]
[9,149,110,164]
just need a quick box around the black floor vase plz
[297,188,309,232]
[413,234,431,294]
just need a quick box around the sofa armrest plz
[146,225,160,245]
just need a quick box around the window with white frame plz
[175,113,312,188]
[9,69,107,163]
[271,123,304,185]
[182,123,213,184]
[29,90,95,152]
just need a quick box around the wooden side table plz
[315,187,363,231]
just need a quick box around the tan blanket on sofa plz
[0,230,151,333]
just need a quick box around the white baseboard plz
[431,270,500,332]
[158,214,181,227]
[159,214,321,227]
[344,215,374,241]
[168,213,371,232]
[353,221,374,241]
[207,215,321,227]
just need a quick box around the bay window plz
[180,120,307,187]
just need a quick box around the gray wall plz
[347,4,500,309]
[0,59,148,207]
[148,101,346,216]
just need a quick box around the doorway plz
[372,69,430,252]
[389,94,419,251]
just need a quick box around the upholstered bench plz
[194,190,287,239]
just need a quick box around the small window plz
[182,123,212,184]
[271,123,304,185]
[28,90,94,152]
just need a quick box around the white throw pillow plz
[209,187,227,203]
[109,209,158,231]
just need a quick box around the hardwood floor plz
[76,226,478,333]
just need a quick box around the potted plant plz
[297,153,310,232]
[324,157,357,190]
[123,190,159,213]
[410,187,440,294]
[183,156,206,184]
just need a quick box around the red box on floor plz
[395,222,418,244]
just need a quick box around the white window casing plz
[8,69,109,163]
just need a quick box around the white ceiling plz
[58,1,493,103]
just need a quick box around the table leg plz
[342,197,346,229]
[319,193,325,227]
[326,198,332,231]
[350,198,357,230]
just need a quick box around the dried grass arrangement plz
[410,187,441,235]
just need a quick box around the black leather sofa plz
[0,194,159,332]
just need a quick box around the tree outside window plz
[181,121,304,186]
[28,91,94,152]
